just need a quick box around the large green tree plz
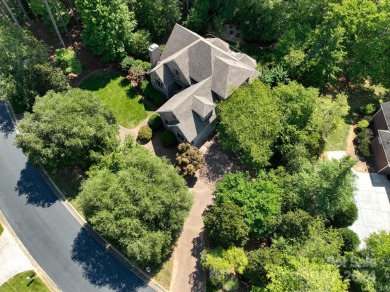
[75,0,137,61]
[218,80,282,169]
[214,172,281,238]
[79,145,192,266]
[0,17,68,112]
[129,0,181,40]
[15,89,119,169]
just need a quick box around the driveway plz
[351,170,390,245]
[0,102,155,292]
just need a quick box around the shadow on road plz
[71,228,152,292]
[15,163,58,208]
[0,101,15,137]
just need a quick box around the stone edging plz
[4,100,167,292]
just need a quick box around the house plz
[148,24,260,147]
[371,102,390,173]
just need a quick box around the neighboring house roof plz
[153,24,260,144]
[378,130,390,163]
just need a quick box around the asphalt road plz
[0,101,155,292]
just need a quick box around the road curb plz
[4,100,168,292]
[0,211,61,292]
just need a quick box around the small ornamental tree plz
[147,114,163,130]
[175,143,205,177]
[203,201,249,247]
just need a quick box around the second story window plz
[155,78,163,89]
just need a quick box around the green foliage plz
[140,80,166,107]
[30,0,70,33]
[330,201,358,228]
[32,63,70,96]
[357,119,370,129]
[272,209,315,241]
[201,246,248,287]
[265,255,349,291]
[260,65,289,87]
[218,80,282,169]
[214,172,281,238]
[79,145,192,267]
[54,49,82,74]
[125,60,150,86]
[130,29,152,60]
[137,125,153,143]
[203,201,249,248]
[121,56,136,72]
[147,114,163,130]
[361,231,390,291]
[160,130,177,147]
[175,143,204,177]
[129,0,181,40]
[15,89,119,170]
[270,157,356,223]
[338,228,360,254]
[74,0,137,61]
[0,19,68,112]
[245,219,344,288]
[355,129,371,158]
[360,104,376,116]
[186,0,210,34]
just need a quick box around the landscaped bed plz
[79,72,153,129]
[0,271,49,292]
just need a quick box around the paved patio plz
[351,170,390,246]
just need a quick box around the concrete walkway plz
[0,227,34,286]
[350,170,390,246]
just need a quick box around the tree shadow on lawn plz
[79,72,119,91]
[15,163,58,208]
[71,227,153,292]
[0,101,15,138]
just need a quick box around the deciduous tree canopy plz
[15,89,119,169]
[79,145,192,266]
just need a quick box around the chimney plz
[149,44,160,68]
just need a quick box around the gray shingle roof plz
[153,24,260,144]
[378,130,390,163]
[381,102,390,127]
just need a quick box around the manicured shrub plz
[360,103,376,115]
[147,114,163,131]
[121,56,135,71]
[330,201,358,228]
[54,49,82,74]
[357,119,369,129]
[273,209,315,241]
[160,130,177,147]
[137,125,153,143]
[339,228,360,254]
[175,143,205,177]
[140,80,166,107]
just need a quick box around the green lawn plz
[0,271,49,292]
[0,223,3,236]
[80,72,153,129]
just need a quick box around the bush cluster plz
[330,201,358,228]
[54,49,83,75]
[147,114,163,130]
[140,80,166,107]
[137,125,153,143]
[339,228,360,254]
[175,143,205,177]
[354,125,371,159]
